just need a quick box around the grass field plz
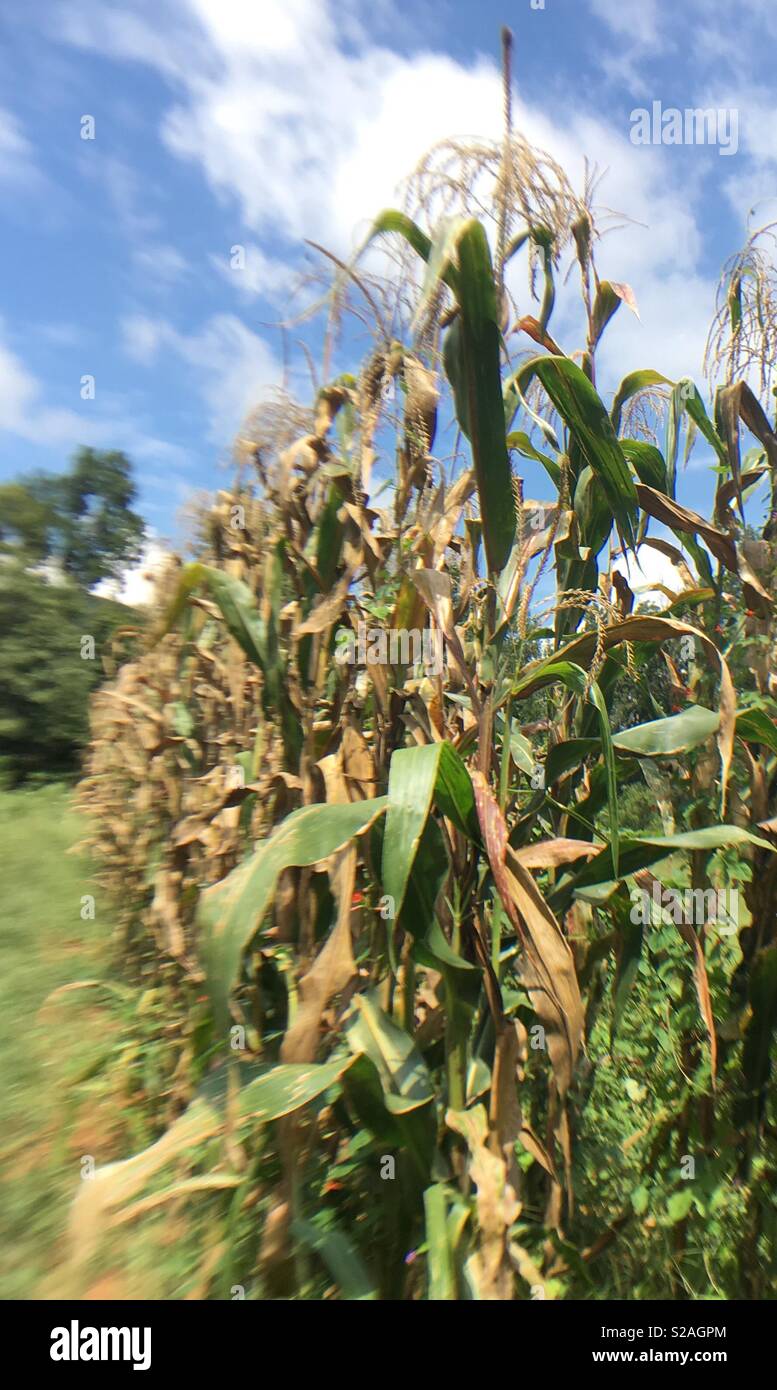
[0,785,129,1296]
[0,784,235,1300]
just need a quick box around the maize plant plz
[74,69,777,1298]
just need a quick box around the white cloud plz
[120,311,283,440]
[588,0,663,50]
[132,243,189,283]
[210,243,297,303]
[0,108,44,189]
[614,539,690,607]
[93,154,160,239]
[61,0,751,394]
[159,34,503,254]
[0,108,31,174]
[0,329,86,445]
[121,314,168,362]
[0,321,191,477]
[94,536,172,606]
[36,322,82,347]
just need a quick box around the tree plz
[0,449,146,781]
[0,560,142,783]
[0,448,145,587]
[0,481,54,560]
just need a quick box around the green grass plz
[0,784,244,1300]
[0,785,131,1296]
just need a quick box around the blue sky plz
[2,0,777,569]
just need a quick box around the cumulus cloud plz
[614,539,694,607]
[52,0,777,433]
[120,311,283,440]
[57,0,736,396]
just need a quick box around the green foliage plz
[0,561,141,783]
[0,448,145,587]
[64,131,777,1302]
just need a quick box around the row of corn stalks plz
[73,66,777,1297]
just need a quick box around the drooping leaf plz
[445,1104,519,1300]
[591,280,638,348]
[635,484,740,574]
[715,379,777,524]
[507,429,561,488]
[156,558,304,766]
[521,356,639,550]
[513,614,736,814]
[197,797,388,1027]
[511,838,602,870]
[158,562,266,668]
[363,209,433,272]
[565,824,775,902]
[281,848,357,1064]
[382,740,478,925]
[344,994,434,1115]
[619,437,668,493]
[472,772,584,1096]
[511,659,619,876]
[70,1056,358,1268]
[611,369,672,436]
[238,1054,359,1122]
[544,737,600,784]
[612,706,720,758]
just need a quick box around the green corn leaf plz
[238,1055,359,1122]
[545,738,601,785]
[344,994,434,1114]
[70,1056,358,1268]
[197,797,388,1028]
[507,429,561,488]
[442,220,515,574]
[411,215,468,333]
[292,1219,378,1300]
[365,211,514,573]
[611,369,672,436]
[566,824,776,902]
[424,1184,456,1300]
[612,706,720,757]
[364,208,433,270]
[522,356,639,550]
[512,659,619,877]
[736,707,777,757]
[382,741,478,923]
[158,562,266,669]
[619,438,668,492]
